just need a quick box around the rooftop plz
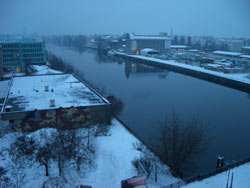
[171,45,189,49]
[213,51,242,56]
[240,55,250,59]
[128,33,170,40]
[140,48,159,52]
[0,34,43,43]
[242,46,250,50]
[2,74,109,113]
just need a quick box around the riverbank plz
[115,52,250,93]
[182,161,250,188]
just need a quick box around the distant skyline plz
[0,0,250,38]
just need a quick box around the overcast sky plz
[0,0,249,37]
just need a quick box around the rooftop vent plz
[50,99,55,107]
[45,86,49,92]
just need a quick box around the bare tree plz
[157,112,208,177]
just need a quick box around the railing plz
[162,156,250,188]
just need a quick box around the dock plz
[115,53,250,93]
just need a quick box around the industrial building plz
[125,33,171,55]
[242,46,250,55]
[0,35,46,72]
[0,74,111,131]
[227,39,244,52]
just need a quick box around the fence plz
[162,156,250,188]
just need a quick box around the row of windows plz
[3,57,45,63]
[21,43,42,48]
[3,58,19,62]
[3,53,44,58]
[22,48,43,53]
[3,54,19,58]
[23,53,44,58]
[2,44,19,48]
[2,49,19,53]
[23,58,45,62]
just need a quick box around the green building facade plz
[0,35,46,72]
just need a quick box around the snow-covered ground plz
[182,162,250,188]
[0,119,179,188]
[117,53,250,85]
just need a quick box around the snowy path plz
[82,119,141,187]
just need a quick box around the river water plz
[46,44,250,177]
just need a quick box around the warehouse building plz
[0,74,111,132]
[125,33,171,55]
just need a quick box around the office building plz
[0,35,46,72]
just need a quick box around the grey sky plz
[0,0,249,37]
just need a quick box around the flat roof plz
[171,45,189,49]
[213,51,242,56]
[0,34,43,43]
[141,48,159,52]
[2,74,109,113]
[240,55,250,59]
[135,35,170,40]
[242,46,250,50]
[128,33,170,40]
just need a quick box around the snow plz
[29,65,63,75]
[135,36,170,40]
[4,74,108,112]
[0,118,179,188]
[182,162,250,188]
[117,52,250,85]
[171,45,188,49]
[242,46,250,50]
[213,51,242,56]
[82,119,179,187]
[240,55,250,59]
[83,119,140,187]
[141,48,158,52]
[128,33,170,40]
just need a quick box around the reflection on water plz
[125,61,169,79]
[46,44,250,178]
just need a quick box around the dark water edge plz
[46,44,250,178]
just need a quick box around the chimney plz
[50,99,55,107]
[45,86,49,92]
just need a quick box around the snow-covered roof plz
[3,74,109,113]
[242,46,250,49]
[213,51,242,56]
[171,45,189,49]
[205,64,223,68]
[240,55,250,59]
[188,49,199,52]
[140,48,159,52]
[128,33,170,40]
[0,35,43,44]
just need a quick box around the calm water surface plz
[47,44,250,177]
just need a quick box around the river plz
[46,44,250,178]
